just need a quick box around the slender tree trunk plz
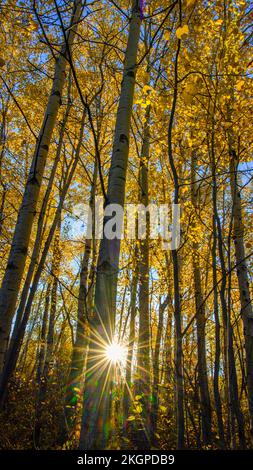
[212,160,245,448]
[79,0,141,450]
[0,0,82,372]
[65,161,97,430]
[11,81,72,344]
[135,105,151,448]
[36,282,51,383]
[211,193,225,446]
[151,295,169,442]
[34,221,61,448]
[0,183,6,239]
[123,259,138,423]
[0,102,9,239]
[228,130,253,445]
[0,112,85,406]
[190,152,212,445]
[167,5,184,448]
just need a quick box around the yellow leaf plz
[0,57,5,67]
[224,121,232,129]
[135,404,143,413]
[135,395,142,400]
[143,85,152,93]
[127,415,135,421]
[30,20,39,31]
[160,405,167,413]
[176,25,189,39]
[164,30,170,41]
[236,80,244,91]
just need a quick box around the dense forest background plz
[0,0,253,450]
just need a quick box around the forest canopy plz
[0,0,253,451]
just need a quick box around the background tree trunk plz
[228,131,253,445]
[191,152,212,445]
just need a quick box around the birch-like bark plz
[80,0,141,450]
[0,0,82,372]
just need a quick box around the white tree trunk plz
[0,0,82,372]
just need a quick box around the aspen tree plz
[135,104,151,448]
[0,0,83,372]
[167,0,184,449]
[80,0,142,450]
[190,152,212,445]
[65,161,97,430]
[0,110,86,405]
[228,127,253,444]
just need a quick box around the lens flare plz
[105,341,127,364]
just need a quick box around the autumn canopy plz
[0,0,252,452]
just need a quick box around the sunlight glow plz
[105,341,127,364]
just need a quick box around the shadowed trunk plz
[228,129,253,445]
[65,161,97,432]
[190,152,212,445]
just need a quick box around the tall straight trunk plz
[228,130,253,444]
[151,295,169,441]
[0,100,9,239]
[207,102,225,446]
[190,152,212,445]
[0,184,6,239]
[18,288,45,374]
[211,190,225,446]
[0,111,85,406]
[36,282,51,383]
[164,302,173,388]
[34,221,61,448]
[207,94,245,446]
[11,82,72,344]
[212,154,245,448]
[65,162,97,430]
[167,6,184,448]
[135,105,151,448]
[0,0,82,372]
[172,249,184,449]
[79,1,141,450]
[123,259,138,422]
